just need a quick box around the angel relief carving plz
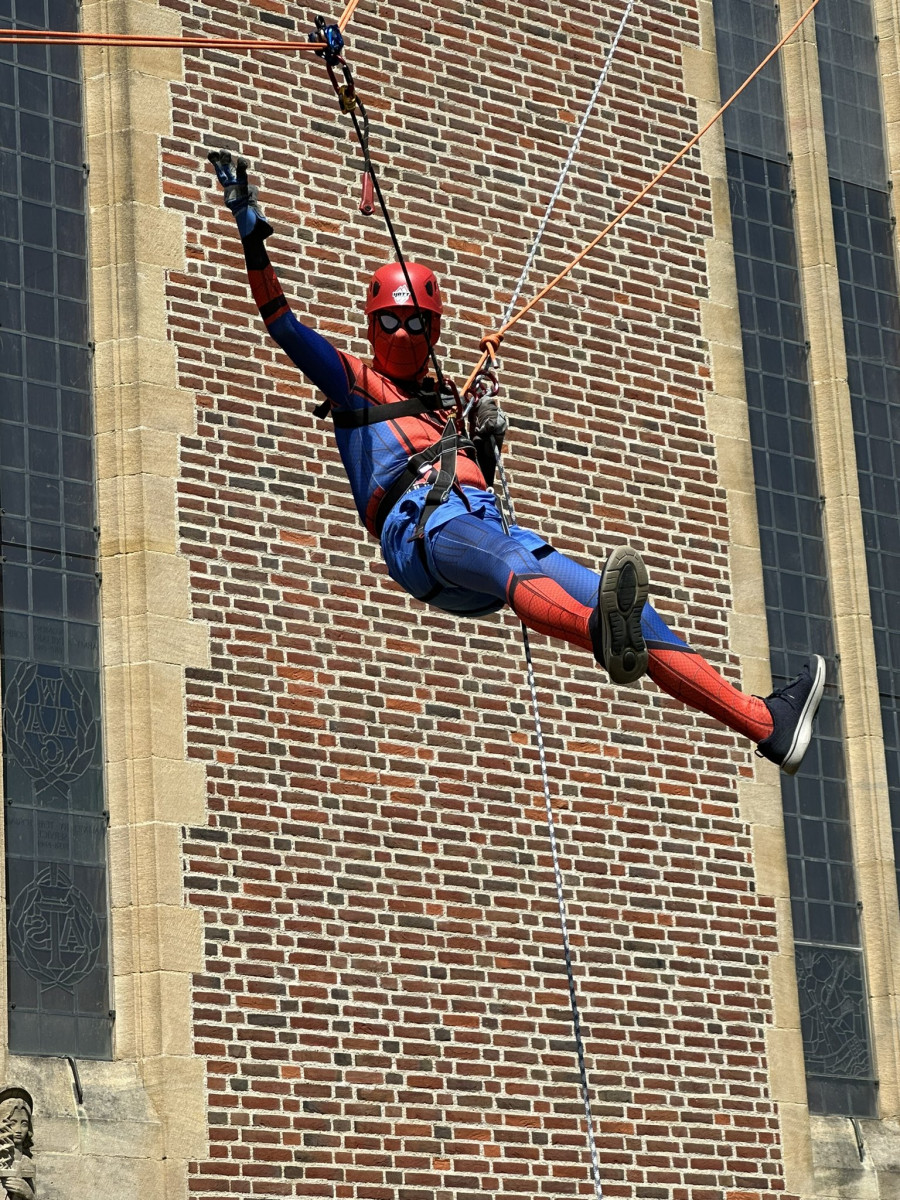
[0,1089,35,1200]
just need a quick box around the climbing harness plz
[314,377,473,543]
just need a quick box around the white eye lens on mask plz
[377,311,428,335]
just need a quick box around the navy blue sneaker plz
[756,656,826,775]
[589,546,649,685]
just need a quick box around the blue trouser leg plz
[428,514,544,596]
[428,514,687,650]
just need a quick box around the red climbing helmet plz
[365,262,442,380]
[365,261,443,320]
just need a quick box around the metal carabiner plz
[437,378,465,433]
[463,367,499,417]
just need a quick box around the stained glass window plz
[815,0,887,190]
[714,0,876,1117]
[0,0,111,1058]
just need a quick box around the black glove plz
[208,150,273,241]
[470,395,508,448]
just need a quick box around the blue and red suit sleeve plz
[241,228,351,406]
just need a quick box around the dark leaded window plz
[714,0,787,161]
[816,0,887,189]
[714,0,876,1118]
[0,0,111,1058]
[816,0,900,938]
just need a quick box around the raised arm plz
[208,151,350,406]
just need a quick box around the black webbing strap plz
[373,416,470,539]
[314,384,456,427]
[333,395,446,428]
[411,416,462,538]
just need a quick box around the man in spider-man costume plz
[209,151,825,774]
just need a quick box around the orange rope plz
[0,28,322,50]
[463,0,822,394]
[338,0,364,33]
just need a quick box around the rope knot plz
[479,332,503,364]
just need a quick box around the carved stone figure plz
[0,1089,35,1200]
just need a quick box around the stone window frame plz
[0,0,209,1190]
[690,0,900,1189]
[0,0,114,1062]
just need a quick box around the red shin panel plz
[648,648,773,742]
[506,573,593,653]
[247,265,289,326]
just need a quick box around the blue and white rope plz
[486,7,639,1194]
[498,0,638,329]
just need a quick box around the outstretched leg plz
[428,513,594,650]
[528,538,825,772]
[428,513,776,744]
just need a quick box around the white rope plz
[499,0,638,328]
[492,454,604,1199]
[486,8,639,1195]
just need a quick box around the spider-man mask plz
[368,307,434,380]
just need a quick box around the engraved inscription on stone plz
[8,865,101,991]
[4,664,97,795]
[0,1087,35,1199]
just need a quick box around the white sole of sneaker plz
[781,654,826,775]
[598,546,649,686]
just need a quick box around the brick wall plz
[160,0,795,1193]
